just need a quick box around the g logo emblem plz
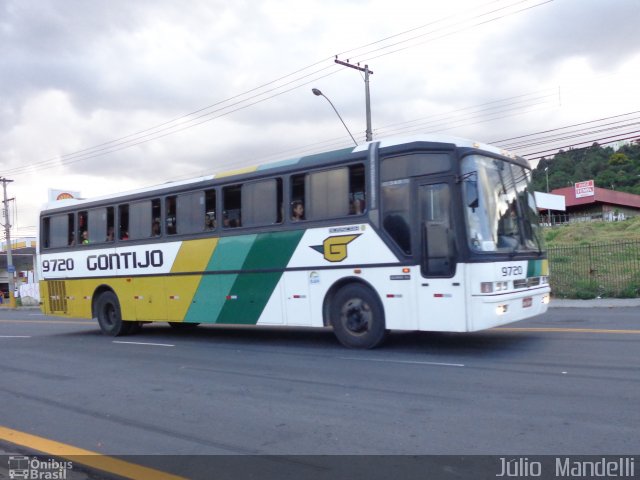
[311,234,361,262]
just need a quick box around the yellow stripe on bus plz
[0,425,186,480]
[215,165,258,178]
[167,238,219,321]
[171,237,218,273]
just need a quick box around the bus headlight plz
[481,282,493,293]
[481,281,509,293]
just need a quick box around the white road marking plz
[340,356,464,367]
[113,341,175,347]
[0,335,32,338]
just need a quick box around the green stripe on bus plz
[184,235,256,323]
[185,230,304,324]
[527,259,548,277]
[216,230,305,325]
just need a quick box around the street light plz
[545,166,549,192]
[311,88,358,146]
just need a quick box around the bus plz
[38,134,550,348]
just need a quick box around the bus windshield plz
[462,154,543,254]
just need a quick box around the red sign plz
[575,180,595,198]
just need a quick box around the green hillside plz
[532,141,640,195]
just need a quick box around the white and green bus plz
[38,134,550,348]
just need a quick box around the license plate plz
[522,297,533,308]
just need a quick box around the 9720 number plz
[501,265,523,277]
[42,258,74,272]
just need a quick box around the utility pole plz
[1,177,16,308]
[334,57,373,142]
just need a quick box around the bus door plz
[416,181,467,331]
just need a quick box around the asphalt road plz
[0,306,638,477]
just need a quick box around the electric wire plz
[5,0,552,177]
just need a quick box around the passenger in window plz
[152,221,161,237]
[291,200,305,221]
[81,231,89,245]
[69,233,76,246]
[106,226,115,242]
[351,198,365,215]
[205,213,216,229]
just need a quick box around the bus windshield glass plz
[462,154,543,253]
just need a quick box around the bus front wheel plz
[95,291,133,336]
[330,284,387,349]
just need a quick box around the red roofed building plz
[550,181,640,221]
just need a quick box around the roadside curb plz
[551,298,640,308]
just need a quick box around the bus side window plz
[45,214,73,248]
[302,163,365,220]
[205,189,216,230]
[241,178,281,227]
[176,191,205,234]
[166,196,177,235]
[349,164,366,216]
[307,167,349,219]
[41,217,51,249]
[290,174,306,222]
[67,214,75,246]
[88,207,113,244]
[78,211,88,245]
[118,204,129,240]
[382,180,411,255]
[151,199,161,237]
[222,185,242,228]
[106,207,115,242]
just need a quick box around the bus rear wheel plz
[95,291,133,336]
[330,284,387,349]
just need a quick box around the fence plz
[539,212,632,226]
[547,241,640,298]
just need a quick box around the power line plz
[7,0,551,177]
[356,0,553,63]
[518,133,640,161]
[491,110,640,144]
[499,120,640,151]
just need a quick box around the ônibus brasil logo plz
[8,456,73,479]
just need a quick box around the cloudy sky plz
[2,0,639,238]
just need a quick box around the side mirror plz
[465,181,479,210]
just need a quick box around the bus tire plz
[330,284,387,349]
[95,291,130,336]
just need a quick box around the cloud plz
[481,0,640,75]
[2,0,640,237]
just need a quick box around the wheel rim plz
[102,303,116,328]
[340,297,371,335]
